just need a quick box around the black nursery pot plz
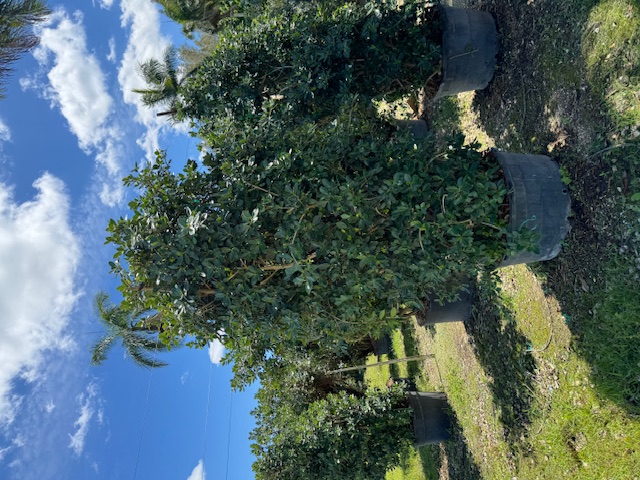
[407,391,452,445]
[419,284,475,326]
[434,6,499,99]
[495,151,571,266]
[396,119,429,139]
[372,333,392,356]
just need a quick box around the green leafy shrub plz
[251,386,414,480]
[153,0,267,37]
[106,107,507,385]
[178,0,441,132]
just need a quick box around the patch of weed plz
[575,258,640,411]
[386,448,432,480]
[582,0,640,131]
[400,321,423,382]
[534,0,598,88]
[517,356,640,480]
[438,410,483,480]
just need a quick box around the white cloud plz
[208,340,225,365]
[0,175,81,426]
[35,11,112,153]
[68,382,101,456]
[0,117,10,143]
[186,460,206,480]
[107,37,117,63]
[43,400,56,414]
[97,0,114,8]
[118,0,191,161]
[68,403,93,456]
[29,9,124,205]
[0,445,13,462]
[118,0,172,161]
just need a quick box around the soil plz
[406,0,639,477]
[417,0,627,304]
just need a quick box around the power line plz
[224,390,234,480]
[132,337,162,480]
[132,367,155,480]
[201,361,214,464]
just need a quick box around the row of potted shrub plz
[117,0,572,476]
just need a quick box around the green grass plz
[408,266,640,479]
[583,0,640,130]
[383,1,640,478]
[516,356,640,480]
[577,258,640,410]
[501,267,640,479]
[363,329,440,480]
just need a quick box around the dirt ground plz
[404,1,640,478]
[420,0,632,314]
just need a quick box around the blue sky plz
[0,1,257,479]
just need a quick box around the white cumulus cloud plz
[68,382,102,456]
[186,459,206,480]
[0,117,10,143]
[29,9,125,205]
[208,340,225,365]
[118,0,174,161]
[0,174,81,426]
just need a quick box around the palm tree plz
[90,292,171,369]
[154,0,232,37]
[179,30,219,73]
[132,46,192,118]
[0,0,51,98]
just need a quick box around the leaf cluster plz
[106,106,507,385]
[178,0,441,131]
[0,0,50,98]
[153,0,261,37]
[251,385,414,480]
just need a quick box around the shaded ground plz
[424,0,640,415]
[465,274,537,452]
[434,410,483,480]
[402,0,640,478]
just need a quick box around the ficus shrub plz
[251,386,414,480]
[107,106,507,385]
[178,0,441,134]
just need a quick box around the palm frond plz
[127,345,169,369]
[133,46,183,113]
[0,0,51,24]
[162,45,178,81]
[137,57,166,86]
[90,333,119,366]
[91,292,172,368]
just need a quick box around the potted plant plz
[417,276,476,326]
[373,332,393,356]
[251,386,451,480]
[178,0,497,134]
[416,151,571,326]
[434,5,498,99]
[105,106,511,385]
[493,151,571,266]
[407,391,452,445]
